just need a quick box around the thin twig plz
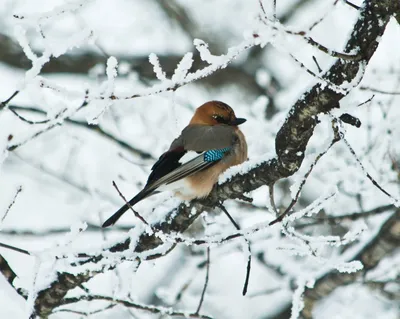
[304,35,361,61]
[60,294,213,319]
[342,137,399,204]
[270,123,341,225]
[269,184,278,214]
[360,87,400,95]
[0,254,18,284]
[54,304,116,315]
[343,0,360,10]
[0,242,31,256]
[260,13,361,62]
[258,0,267,17]
[308,0,339,32]
[318,204,395,222]
[218,203,252,295]
[112,181,149,226]
[0,223,134,236]
[1,186,22,224]
[312,56,322,73]
[273,0,277,20]
[0,91,19,110]
[8,105,153,159]
[357,95,375,107]
[288,53,345,93]
[196,247,210,314]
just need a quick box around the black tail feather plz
[102,189,152,227]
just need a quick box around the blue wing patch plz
[204,147,230,162]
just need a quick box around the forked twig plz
[270,121,341,225]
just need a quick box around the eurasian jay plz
[102,100,247,227]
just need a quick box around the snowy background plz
[0,0,399,318]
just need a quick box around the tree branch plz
[301,210,400,318]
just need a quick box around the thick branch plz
[0,254,17,284]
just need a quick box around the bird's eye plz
[212,114,228,124]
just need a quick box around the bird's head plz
[189,101,247,126]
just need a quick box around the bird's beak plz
[231,118,246,126]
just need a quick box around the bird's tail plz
[102,189,153,228]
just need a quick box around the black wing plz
[146,147,186,186]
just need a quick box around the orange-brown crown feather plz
[189,101,236,125]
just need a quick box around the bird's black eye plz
[212,114,229,124]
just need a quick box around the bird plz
[102,100,247,227]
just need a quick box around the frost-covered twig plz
[258,3,362,62]
[8,105,153,159]
[342,136,400,206]
[54,304,116,316]
[300,210,400,318]
[0,223,134,236]
[270,122,341,225]
[60,294,213,319]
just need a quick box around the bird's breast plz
[178,129,247,200]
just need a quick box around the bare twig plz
[111,181,149,226]
[54,303,116,315]
[0,186,22,224]
[343,0,360,10]
[218,203,252,295]
[357,95,375,107]
[360,86,400,95]
[0,242,31,256]
[0,90,19,110]
[308,0,339,32]
[273,0,277,20]
[269,184,278,214]
[8,107,68,125]
[312,56,322,73]
[196,247,210,314]
[319,204,395,222]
